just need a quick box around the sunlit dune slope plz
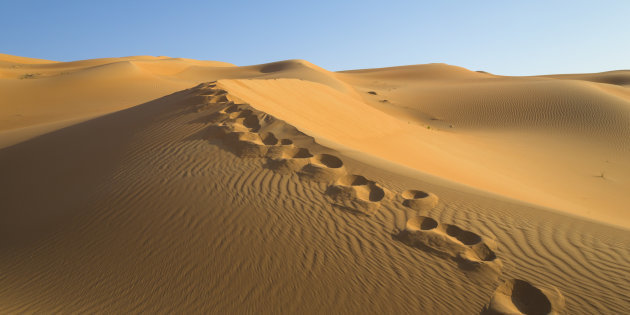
[219,75,630,227]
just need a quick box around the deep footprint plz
[483,279,565,315]
[223,131,268,158]
[265,147,314,174]
[396,215,502,274]
[401,189,439,212]
[298,154,346,182]
[326,174,386,216]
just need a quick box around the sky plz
[2,0,629,75]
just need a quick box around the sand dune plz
[0,54,629,313]
[217,76,630,226]
[545,70,630,87]
[0,53,58,65]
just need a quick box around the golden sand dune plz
[0,55,629,313]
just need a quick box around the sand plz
[0,54,629,314]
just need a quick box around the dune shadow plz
[0,88,194,249]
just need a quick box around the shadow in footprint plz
[481,279,563,315]
[395,215,502,276]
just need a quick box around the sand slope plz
[0,55,629,313]
[219,76,630,227]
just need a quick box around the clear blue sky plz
[2,1,628,75]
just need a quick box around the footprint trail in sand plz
[193,81,566,313]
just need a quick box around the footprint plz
[194,81,217,89]
[208,88,227,96]
[243,114,262,132]
[204,102,315,167]
[191,86,232,112]
[233,108,253,117]
[223,131,268,158]
[222,104,242,114]
[206,93,229,104]
[401,189,439,212]
[483,279,565,315]
[298,154,346,182]
[230,113,259,131]
[206,122,233,139]
[261,132,279,145]
[205,111,229,124]
[406,215,439,230]
[266,147,314,174]
[280,139,293,145]
[326,174,386,216]
[396,215,502,274]
[263,133,297,159]
[260,132,293,146]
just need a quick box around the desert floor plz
[1,54,629,314]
